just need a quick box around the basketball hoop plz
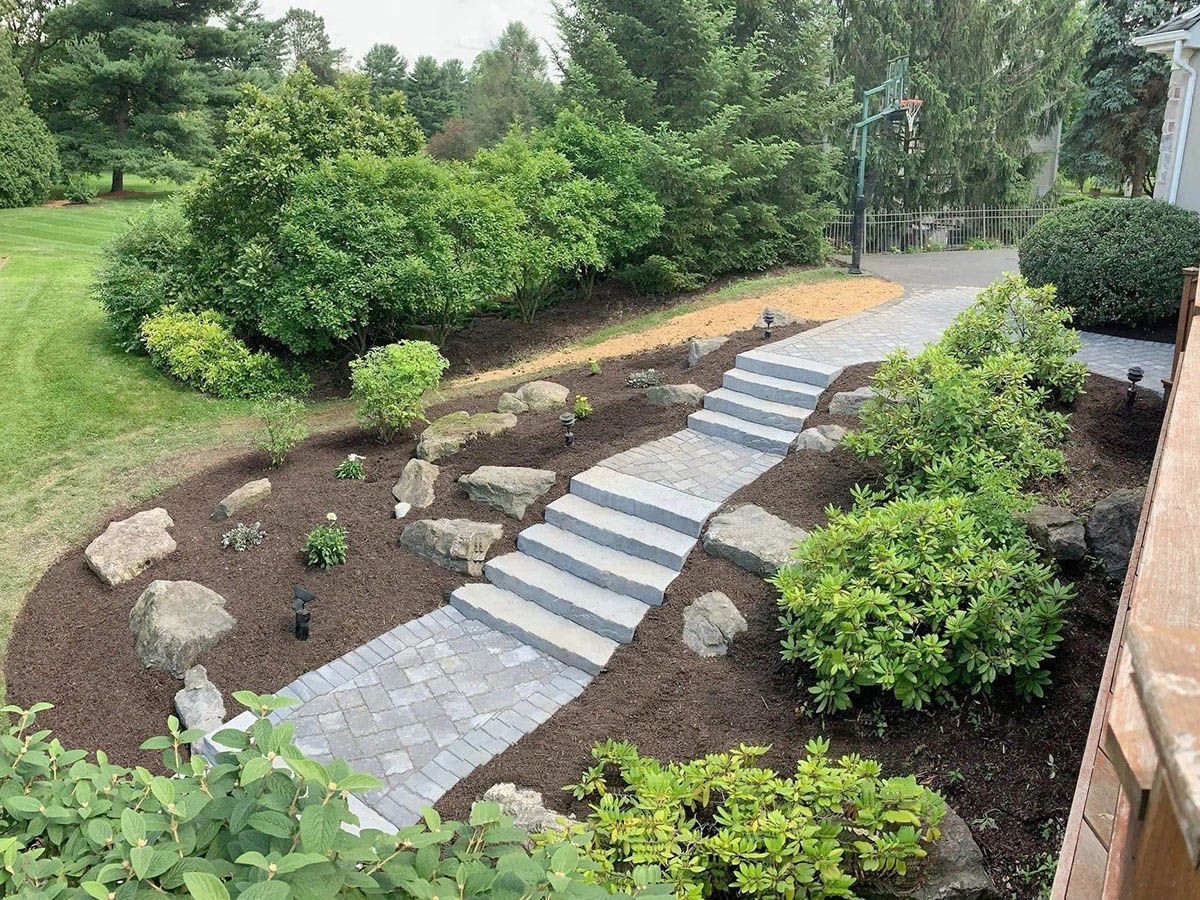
[898,97,923,131]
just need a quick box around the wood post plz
[1166,267,1200,399]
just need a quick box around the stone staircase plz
[449,349,842,673]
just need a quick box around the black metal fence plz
[826,204,1058,254]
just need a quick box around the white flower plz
[347,453,363,461]
[326,512,337,523]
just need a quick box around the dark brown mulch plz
[5,323,808,771]
[1081,320,1175,344]
[438,370,1163,899]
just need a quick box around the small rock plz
[514,380,569,412]
[687,335,729,368]
[682,592,747,657]
[174,665,226,742]
[829,386,876,418]
[458,466,556,518]
[756,307,798,329]
[481,783,574,834]
[792,424,848,454]
[866,806,998,899]
[212,478,271,521]
[393,458,439,508]
[497,392,528,414]
[394,502,412,519]
[1087,488,1145,579]
[1021,504,1086,562]
[85,508,176,586]
[399,519,504,576]
[702,504,808,576]
[129,580,235,678]
[645,383,706,407]
[417,412,518,462]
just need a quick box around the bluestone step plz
[570,466,720,537]
[723,369,824,407]
[735,350,842,387]
[517,523,676,605]
[687,409,795,455]
[703,387,812,431]
[545,494,695,569]
[449,583,616,675]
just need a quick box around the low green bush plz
[568,739,945,899]
[141,309,309,399]
[303,513,348,569]
[334,454,366,480]
[63,174,98,205]
[350,341,448,442]
[0,41,58,209]
[1019,198,1200,326]
[615,254,701,295]
[776,492,1071,712]
[256,397,309,467]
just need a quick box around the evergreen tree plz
[404,55,465,137]
[1,0,66,79]
[462,21,557,148]
[277,6,343,83]
[360,42,406,99]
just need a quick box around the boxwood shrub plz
[1019,198,1200,326]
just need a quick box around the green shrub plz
[1019,198,1200,326]
[94,204,195,351]
[256,397,309,467]
[573,395,593,419]
[221,521,266,551]
[141,309,309,399]
[303,513,348,568]
[0,696,651,899]
[334,454,366,480]
[0,41,57,209]
[616,254,701,295]
[350,341,448,442]
[775,492,1071,712]
[63,174,98,205]
[568,739,945,899]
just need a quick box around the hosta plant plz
[775,490,1071,712]
[303,513,347,569]
[567,739,945,900]
[334,454,366,481]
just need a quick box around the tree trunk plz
[112,89,130,194]
[111,169,124,193]
[1130,155,1147,198]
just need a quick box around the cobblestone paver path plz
[203,285,1174,829]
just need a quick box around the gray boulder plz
[1021,504,1086,562]
[756,307,798,329]
[129,580,235,678]
[497,392,528,414]
[792,424,848,454]
[393,459,439,508]
[514,380,569,412]
[399,519,504,576]
[687,336,729,368]
[829,387,876,418]
[866,806,998,899]
[458,466,556,518]
[1087,488,1145,579]
[417,412,518,462]
[645,383,706,407]
[174,665,226,743]
[702,504,808,576]
[481,783,574,835]
[682,592,748,657]
[85,508,176,586]
[212,478,271,521]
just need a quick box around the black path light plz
[293,585,317,640]
[762,309,775,340]
[1126,366,1144,408]
[560,411,576,447]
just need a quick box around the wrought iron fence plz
[825,204,1058,254]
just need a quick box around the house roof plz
[1134,5,1200,51]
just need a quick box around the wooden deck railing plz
[1052,267,1200,899]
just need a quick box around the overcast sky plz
[260,1,560,68]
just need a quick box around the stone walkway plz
[201,285,1174,829]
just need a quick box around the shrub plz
[775,492,1071,712]
[0,42,57,209]
[616,254,701,295]
[221,521,266,551]
[256,397,309,467]
[0,696,649,899]
[94,203,194,351]
[568,739,945,898]
[334,453,366,480]
[303,513,347,569]
[1019,198,1200,326]
[141,309,309,399]
[350,341,448,442]
[63,174,98,204]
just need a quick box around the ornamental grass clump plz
[568,739,945,899]
[775,491,1071,713]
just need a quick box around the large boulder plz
[458,466,556,518]
[481,783,574,835]
[1087,488,1145,579]
[829,387,876,418]
[174,665,226,743]
[756,307,798,329]
[129,581,235,678]
[399,519,504,576]
[702,504,808,576]
[682,592,748,657]
[85,509,177,586]
[212,478,271,521]
[645,384,706,407]
[1021,504,1086,562]
[497,392,528,414]
[792,424,848,454]
[393,459,439,508]
[417,412,518,462]
[687,335,729,368]
[866,806,998,899]
[514,380,569,412]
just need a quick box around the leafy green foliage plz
[1019,198,1200,326]
[256,397,309,467]
[141,309,308,400]
[568,739,946,898]
[573,395,593,419]
[462,21,557,149]
[334,454,366,481]
[616,255,702,295]
[0,38,57,208]
[350,341,448,442]
[303,514,347,569]
[62,174,97,204]
[775,492,1071,712]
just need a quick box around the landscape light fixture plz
[560,411,576,447]
[763,309,775,340]
[293,585,317,641]
[1126,366,1144,408]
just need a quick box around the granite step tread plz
[687,409,795,455]
[517,523,677,605]
[570,466,720,537]
[723,369,824,407]
[735,350,842,387]
[703,387,812,431]
[545,494,695,570]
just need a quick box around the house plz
[1134,5,1200,210]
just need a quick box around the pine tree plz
[277,6,343,84]
[404,55,464,137]
[360,42,406,99]
[462,21,557,148]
